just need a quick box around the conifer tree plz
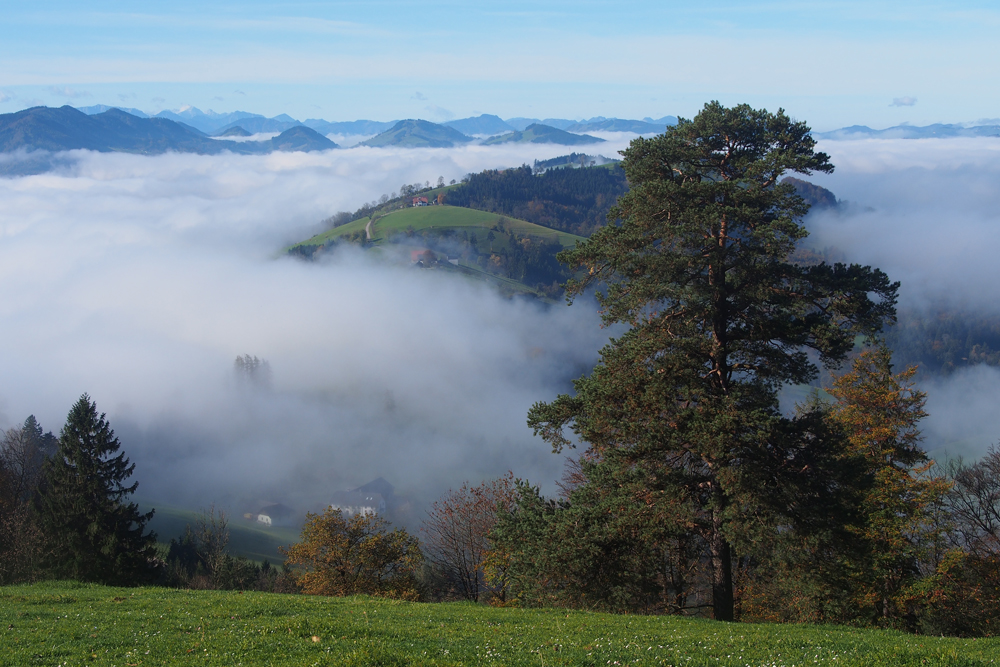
[36,394,157,584]
[526,102,898,620]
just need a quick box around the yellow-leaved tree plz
[281,508,423,600]
[828,345,950,628]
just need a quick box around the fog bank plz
[0,143,636,521]
[808,137,1000,458]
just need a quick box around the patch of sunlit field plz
[3,583,999,666]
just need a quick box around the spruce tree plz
[36,394,156,584]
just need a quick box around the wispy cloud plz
[890,96,918,107]
[48,86,91,99]
[424,104,455,121]
[0,91,12,103]
[412,91,427,101]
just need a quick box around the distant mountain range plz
[13,104,992,172]
[443,114,515,136]
[361,119,473,148]
[505,116,677,133]
[483,124,604,146]
[304,119,397,136]
[814,123,1000,140]
[0,106,337,159]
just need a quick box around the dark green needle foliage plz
[517,102,898,621]
[35,394,157,585]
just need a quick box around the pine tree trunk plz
[710,508,735,622]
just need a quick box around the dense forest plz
[383,221,571,296]
[889,310,1000,373]
[445,164,628,237]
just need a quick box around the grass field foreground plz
[2,582,999,666]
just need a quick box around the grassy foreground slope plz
[2,583,998,667]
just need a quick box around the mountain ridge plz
[361,119,473,148]
[483,123,604,146]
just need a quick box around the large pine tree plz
[525,102,898,620]
[36,394,157,584]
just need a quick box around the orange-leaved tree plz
[281,508,422,600]
[828,345,950,627]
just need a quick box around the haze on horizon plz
[1,1,998,131]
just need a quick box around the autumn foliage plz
[827,346,950,627]
[281,508,422,600]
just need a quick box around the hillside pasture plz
[370,206,585,247]
[290,216,370,250]
[2,582,998,666]
[290,206,585,252]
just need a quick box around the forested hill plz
[0,106,338,157]
[445,164,628,237]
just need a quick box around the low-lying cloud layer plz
[809,137,1000,458]
[0,141,640,521]
[2,135,998,527]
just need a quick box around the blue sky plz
[0,0,997,130]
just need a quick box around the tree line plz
[443,164,628,237]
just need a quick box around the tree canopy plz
[523,102,898,620]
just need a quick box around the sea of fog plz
[1,135,999,522]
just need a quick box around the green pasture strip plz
[289,216,370,249]
[371,206,585,247]
[2,583,998,667]
[142,503,300,564]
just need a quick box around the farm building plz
[246,502,296,528]
[329,477,395,517]
[412,196,429,206]
[329,490,386,517]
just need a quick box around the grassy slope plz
[2,583,998,667]
[292,206,585,250]
[372,206,584,247]
[143,503,301,564]
[290,216,370,249]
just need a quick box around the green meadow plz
[290,205,585,250]
[2,582,998,666]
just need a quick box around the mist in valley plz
[2,134,999,534]
[0,142,638,528]
[809,137,1000,459]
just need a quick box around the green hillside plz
[143,502,301,564]
[483,123,605,146]
[4,582,998,666]
[291,205,584,250]
[373,206,584,246]
[289,205,585,299]
[361,119,473,148]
